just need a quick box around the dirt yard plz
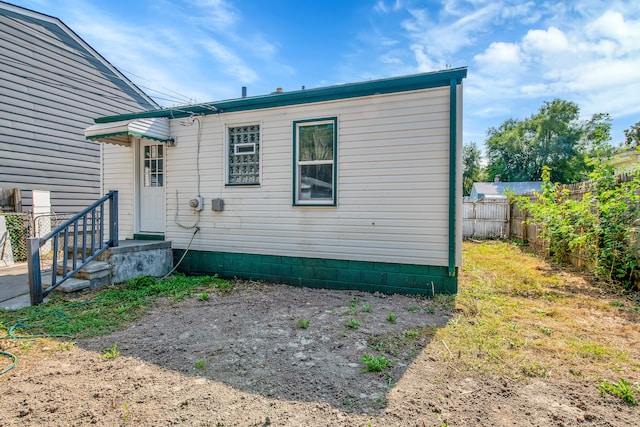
[1,248,639,426]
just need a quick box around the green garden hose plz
[0,350,17,375]
[0,310,77,376]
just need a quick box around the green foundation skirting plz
[173,250,457,296]
[133,233,165,241]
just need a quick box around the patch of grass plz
[195,357,207,369]
[521,361,549,378]
[538,326,552,336]
[385,374,394,388]
[386,312,398,323]
[197,292,210,301]
[597,379,639,406]
[122,403,131,422]
[367,326,437,358]
[361,354,393,372]
[298,319,310,329]
[373,395,387,409]
[343,298,360,315]
[367,336,385,352]
[214,280,235,292]
[361,302,372,313]
[424,307,436,314]
[346,318,360,330]
[0,274,234,339]
[102,343,120,359]
[55,341,75,351]
[407,305,420,312]
[433,294,455,310]
[433,241,640,382]
[401,329,420,340]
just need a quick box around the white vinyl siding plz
[102,143,135,239]
[161,87,455,267]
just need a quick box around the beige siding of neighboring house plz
[161,87,454,267]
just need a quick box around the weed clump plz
[597,379,639,406]
[361,354,393,372]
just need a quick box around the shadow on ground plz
[79,283,451,414]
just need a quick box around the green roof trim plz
[94,67,468,124]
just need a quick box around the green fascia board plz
[448,78,458,277]
[94,67,468,124]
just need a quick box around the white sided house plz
[85,68,467,295]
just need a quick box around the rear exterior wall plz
[102,86,461,293]
[164,87,460,293]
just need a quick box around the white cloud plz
[521,27,569,54]
[464,4,640,145]
[410,44,444,72]
[199,39,258,83]
[186,0,239,31]
[586,11,640,56]
[474,41,523,70]
[404,3,500,57]
[501,1,540,23]
[379,53,403,65]
[374,0,403,14]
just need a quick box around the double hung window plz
[293,118,337,205]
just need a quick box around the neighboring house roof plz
[471,182,543,199]
[0,1,158,111]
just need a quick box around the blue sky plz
[10,0,640,149]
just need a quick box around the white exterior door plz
[139,141,165,233]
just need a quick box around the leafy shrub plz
[517,164,639,288]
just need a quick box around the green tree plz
[485,99,611,184]
[463,142,485,196]
[623,121,640,148]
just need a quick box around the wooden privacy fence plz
[465,173,639,287]
[463,198,510,240]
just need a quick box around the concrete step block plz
[57,260,111,280]
[88,275,111,289]
[55,277,91,293]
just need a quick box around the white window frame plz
[293,117,337,206]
